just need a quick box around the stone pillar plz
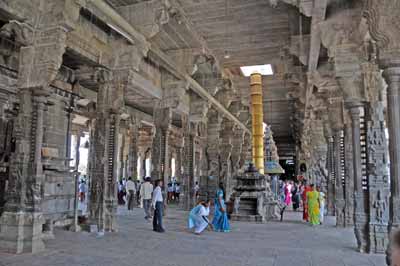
[181,115,195,210]
[347,102,370,253]
[219,118,234,199]
[366,101,390,253]
[326,135,336,216]
[382,66,400,229]
[363,1,400,261]
[380,63,400,261]
[343,117,355,227]
[151,107,172,186]
[88,69,122,233]
[334,128,346,227]
[205,109,222,199]
[127,121,139,179]
[0,23,71,253]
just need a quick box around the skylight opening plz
[240,64,274,77]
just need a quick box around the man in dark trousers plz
[152,179,165,233]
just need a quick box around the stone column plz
[0,23,71,253]
[326,135,336,216]
[382,66,400,231]
[175,147,183,183]
[127,121,139,179]
[88,68,122,233]
[343,117,355,227]
[333,128,346,227]
[366,101,390,253]
[181,115,195,210]
[347,102,370,253]
[151,107,172,186]
[205,109,222,199]
[219,118,234,199]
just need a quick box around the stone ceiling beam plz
[89,0,249,134]
[304,0,328,116]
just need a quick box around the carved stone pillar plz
[219,118,234,199]
[205,109,222,199]
[363,2,400,260]
[0,92,48,253]
[347,102,370,253]
[0,22,73,252]
[181,115,195,210]
[151,107,172,186]
[333,128,346,226]
[127,121,139,179]
[343,116,355,227]
[382,66,400,233]
[88,69,122,233]
[326,135,336,216]
[366,101,390,253]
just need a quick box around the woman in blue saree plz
[212,182,230,232]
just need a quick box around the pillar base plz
[0,211,45,254]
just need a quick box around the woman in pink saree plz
[284,181,292,206]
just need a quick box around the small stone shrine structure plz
[231,163,278,222]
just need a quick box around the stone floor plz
[0,206,385,266]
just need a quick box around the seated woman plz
[188,200,212,235]
[212,182,230,232]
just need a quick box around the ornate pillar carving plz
[333,128,345,227]
[181,115,195,210]
[151,107,172,186]
[363,2,400,259]
[88,68,123,233]
[343,113,355,227]
[205,109,222,198]
[347,101,370,253]
[219,118,234,199]
[0,11,79,251]
[382,68,400,237]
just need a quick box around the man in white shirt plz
[140,177,154,220]
[126,177,136,211]
[152,179,165,233]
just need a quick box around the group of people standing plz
[166,182,181,204]
[280,179,326,226]
[301,181,325,226]
[123,177,165,233]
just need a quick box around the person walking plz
[306,184,320,226]
[140,177,153,220]
[301,180,312,222]
[284,181,292,206]
[126,177,136,211]
[152,179,165,233]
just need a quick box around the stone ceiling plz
[179,0,295,141]
[105,0,151,7]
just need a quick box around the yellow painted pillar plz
[250,73,264,174]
